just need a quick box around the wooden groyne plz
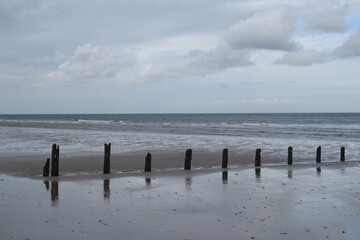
[42,144,348,177]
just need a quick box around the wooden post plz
[51,144,59,177]
[103,143,111,174]
[288,146,293,165]
[184,149,192,170]
[43,158,50,177]
[255,148,261,167]
[340,147,345,162]
[145,153,152,172]
[316,146,321,163]
[222,148,228,169]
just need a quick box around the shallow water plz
[1,113,360,162]
[1,164,360,240]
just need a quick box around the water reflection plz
[103,179,110,199]
[185,177,192,191]
[316,167,321,176]
[145,178,151,186]
[255,168,261,178]
[288,169,293,179]
[51,181,59,204]
[44,181,49,191]
[222,171,228,184]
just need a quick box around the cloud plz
[306,4,348,32]
[0,0,38,22]
[275,50,326,66]
[225,9,298,51]
[47,44,135,85]
[333,30,360,58]
[185,45,252,75]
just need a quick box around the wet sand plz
[0,163,360,240]
[0,149,289,177]
[0,150,359,240]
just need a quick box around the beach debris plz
[316,146,321,163]
[43,158,50,177]
[288,146,293,165]
[145,152,151,172]
[222,148,228,168]
[184,149,192,170]
[255,149,261,167]
[103,143,111,174]
[51,144,60,177]
[340,147,345,162]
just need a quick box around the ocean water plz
[0,113,359,161]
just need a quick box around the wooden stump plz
[51,144,59,177]
[316,146,321,163]
[145,153,152,172]
[184,149,192,170]
[288,146,293,165]
[103,143,111,174]
[43,158,50,177]
[255,149,261,167]
[340,147,345,162]
[222,148,228,169]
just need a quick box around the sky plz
[1,0,360,114]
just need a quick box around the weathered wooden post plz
[51,144,59,177]
[222,148,228,169]
[316,146,321,163]
[255,149,261,167]
[184,149,192,170]
[340,147,345,162]
[43,158,50,177]
[103,143,111,174]
[288,146,293,165]
[145,153,152,172]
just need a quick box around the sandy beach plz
[0,151,359,240]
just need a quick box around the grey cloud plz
[186,45,252,75]
[275,50,326,66]
[333,30,360,58]
[307,5,348,32]
[0,0,39,22]
[225,9,298,51]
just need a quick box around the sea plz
[0,113,359,162]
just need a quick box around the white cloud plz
[225,9,298,51]
[333,30,360,57]
[275,50,326,66]
[47,44,135,85]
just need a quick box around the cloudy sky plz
[1,0,360,113]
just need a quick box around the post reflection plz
[185,177,192,191]
[222,171,228,184]
[145,178,151,186]
[255,168,261,179]
[104,179,110,199]
[44,181,49,191]
[51,181,59,204]
[288,169,293,179]
[316,167,321,176]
